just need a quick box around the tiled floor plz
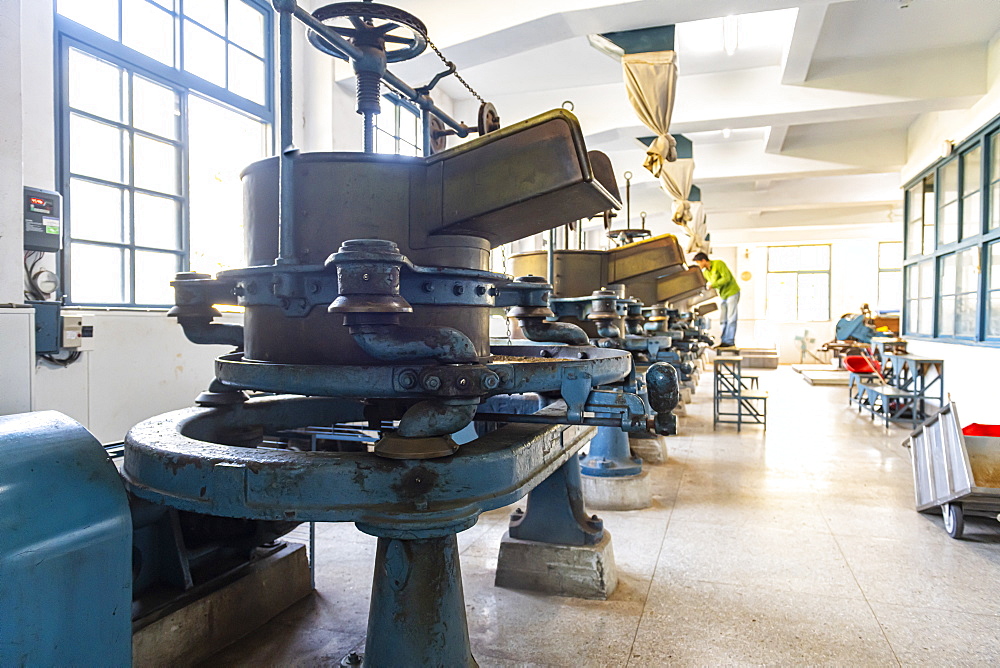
[204,365,1000,666]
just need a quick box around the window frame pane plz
[56,2,274,307]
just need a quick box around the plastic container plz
[962,423,1000,437]
[844,355,879,374]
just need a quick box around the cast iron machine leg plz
[509,455,603,545]
[365,532,475,667]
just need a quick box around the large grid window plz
[765,244,831,322]
[905,260,934,336]
[903,112,1000,345]
[877,241,903,312]
[936,247,979,338]
[990,133,1000,232]
[905,174,935,257]
[57,0,272,306]
[374,94,422,157]
[988,240,1000,338]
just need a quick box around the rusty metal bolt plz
[233,285,246,297]
[422,281,435,293]
[308,281,321,294]
[362,273,370,281]
[453,283,465,296]
[398,369,418,390]
[482,372,500,390]
[423,375,441,391]
[475,285,487,296]
[455,377,469,389]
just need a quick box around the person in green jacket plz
[693,252,740,347]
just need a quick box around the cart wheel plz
[942,503,965,539]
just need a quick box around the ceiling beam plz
[764,125,789,154]
[780,3,830,84]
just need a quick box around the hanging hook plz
[562,100,575,111]
[640,211,647,230]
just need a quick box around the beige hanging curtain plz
[659,158,710,254]
[682,201,711,255]
[659,157,694,222]
[623,50,678,177]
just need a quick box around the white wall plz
[1,0,24,305]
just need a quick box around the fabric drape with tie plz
[623,50,679,177]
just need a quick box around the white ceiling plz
[346,0,1000,241]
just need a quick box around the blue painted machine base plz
[579,425,643,477]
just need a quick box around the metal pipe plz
[421,108,432,157]
[350,325,479,364]
[277,9,297,264]
[397,401,478,438]
[547,229,555,288]
[595,320,620,339]
[291,4,471,137]
[474,413,626,429]
[516,318,589,346]
[177,318,245,347]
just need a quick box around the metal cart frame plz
[909,402,1000,539]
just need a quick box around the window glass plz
[58,0,272,306]
[183,0,226,34]
[70,179,128,244]
[184,20,227,87]
[906,186,922,257]
[922,175,936,252]
[374,94,423,156]
[879,241,902,269]
[962,147,981,197]
[134,135,180,195]
[990,134,1000,232]
[70,115,129,183]
[877,241,903,312]
[797,273,829,321]
[133,75,179,140]
[68,49,126,122]
[134,193,180,249]
[230,1,266,56]
[941,160,959,205]
[58,0,119,40]
[71,243,129,303]
[122,0,175,66]
[988,241,1000,337]
[228,45,265,104]
[766,245,831,321]
[134,250,180,304]
[187,95,268,274]
[961,146,982,239]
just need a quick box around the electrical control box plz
[28,301,62,354]
[24,187,63,253]
[61,314,95,351]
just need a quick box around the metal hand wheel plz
[308,2,427,62]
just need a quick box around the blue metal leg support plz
[579,422,643,477]
[509,455,604,546]
[364,533,475,667]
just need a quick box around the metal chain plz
[501,243,512,343]
[423,36,486,104]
